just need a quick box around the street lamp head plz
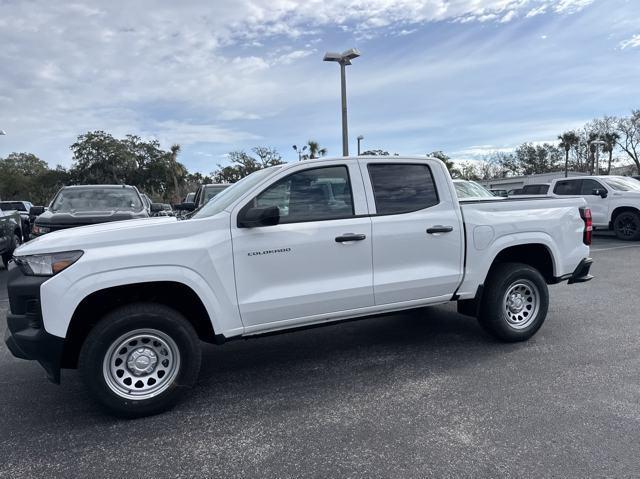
[357,135,364,140]
[0,130,6,136]
[323,48,361,65]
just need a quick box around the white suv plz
[549,175,640,240]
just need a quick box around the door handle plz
[335,233,367,243]
[426,225,454,234]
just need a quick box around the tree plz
[427,151,460,177]
[69,131,187,201]
[558,131,580,177]
[616,110,640,174]
[514,143,562,175]
[212,147,284,183]
[0,153,70,205]
[602,131,620,175]
[361,149,390,156]
[295,140,327,160]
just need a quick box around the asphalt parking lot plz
[1,233,639,478]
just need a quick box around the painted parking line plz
[591,243,640,252]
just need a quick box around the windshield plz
[604,177,640,192]
[454,181,495,198]
[0,201,26,211]
[51,187,144,212]
[193,167,280,219]
[202,185,229,203]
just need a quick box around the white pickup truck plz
[549,175,640,240]
[5,156,593,417]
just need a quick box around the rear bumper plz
[553,257,594,284]
[4,266,63,383]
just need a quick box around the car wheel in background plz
[613,211,640,241]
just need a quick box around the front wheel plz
[1,233,21,268]
[613,211,640,241]
[478,263,549,342]
[79,303,201,418]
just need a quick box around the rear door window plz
[553,180,581,195]
[368,163,439,214]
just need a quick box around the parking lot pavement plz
[1,236,640,478]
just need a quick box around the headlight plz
[14,251,83,276]
[32,224,51,235]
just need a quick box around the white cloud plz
[619,34,640,50]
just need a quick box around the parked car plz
[6,156,593,417]
[549,175,640,240]
[175,184,230,213]
[490,189,508,197]
[453,180,502,200]
[0,205,23,268]
[30,185,163,237]
[0,200,33,241]
[510,184,550,196]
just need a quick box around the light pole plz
[357,135,364,155]
[292,144,307,161]
[590,140,606,175]
[323,48,360,157]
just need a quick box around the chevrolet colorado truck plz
[5,157,593,417]
[549,175,640,240]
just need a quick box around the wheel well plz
[62,281,217,368]
[611,206,640,225]
[489,244,555,283]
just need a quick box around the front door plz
[231,162,374,330]
[580,179,609,227]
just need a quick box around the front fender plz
[39,265,244,339]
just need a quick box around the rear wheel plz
[613,211,640,241]
[78,303,201,418]
[478,263,549,342]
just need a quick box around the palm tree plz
[602,131,620,174]
[306,140,327,159]
[169,144,181,201]
[558,131,580,177]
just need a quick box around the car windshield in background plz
[203,185,229,203]
[0,201,27,211]
[454,181,495,199]
[604,177,640,192]
[50,188,143,212]
[193,167,280,219]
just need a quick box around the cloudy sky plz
[1,0,639,172]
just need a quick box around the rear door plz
[230,161,374,329]
[360,159,464,305]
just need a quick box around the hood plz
[35,209,148,226]
[16,216,184,256]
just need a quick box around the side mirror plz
[174,202,196,212]
[150,203,164,213]
[239,205,280,228]
[30,206,45,216]
[592,189,608,199]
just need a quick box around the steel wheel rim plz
[103,329,180,400]
[503,279,540,329]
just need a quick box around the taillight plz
[579,207,592,246]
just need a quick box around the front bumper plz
[4,266,64,383]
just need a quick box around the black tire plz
[78,303,201,418]
[613,211,640,241]
[478,262,549,342]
